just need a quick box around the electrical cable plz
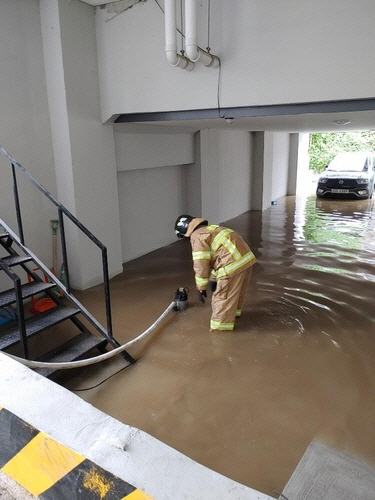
[154,0,164,14]
[180,0,184,54]
[207,0,211,52]
[71,363,132,392]
[5,301,176,370]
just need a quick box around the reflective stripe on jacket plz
[190,225,256,289]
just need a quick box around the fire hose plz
[5,287,189,371]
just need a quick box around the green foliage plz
[308,131,375,173]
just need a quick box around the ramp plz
[279,441,375,500]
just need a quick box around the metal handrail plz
[0,259,28,359]
[0,146,114,340]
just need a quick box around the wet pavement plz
[61,190,375,498]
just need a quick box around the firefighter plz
[175,215,257,331]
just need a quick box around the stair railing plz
[0,147,114,341]
[0,259,28,358]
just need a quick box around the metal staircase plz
[0,147,135,378]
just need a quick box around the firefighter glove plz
[198,290,207,304]
[209,280,217,292]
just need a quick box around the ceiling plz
[114,98,375,134]
[76,1,375,135]
[113,109,375,134]
[78,0,138,7]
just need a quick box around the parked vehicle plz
[316,152,375,199]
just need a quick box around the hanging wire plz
[72,364,132,392]
[206,0,211,52]
[154,0,186,42]
[180,0,185,55]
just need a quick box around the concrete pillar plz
[288,133,310,195]
[288,134,300,195]
[200,129,221,221]
[251,132,265,211]
[39,0,123,289]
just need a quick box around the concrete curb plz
[0,353,273,500]
[0,406,148,499]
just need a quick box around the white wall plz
[271,133,290,201]
[0,0,57,292]
[114,129,197,262]
[115,128,255,262]
[200,129,253,223]
[117,165,189,262]
[262,132,290,209]
[250,132,265,211]
[114,129,195,171]
[0,0,56,256]
[96,0,375,121]
[40,0,124,288]
[250,132,291,211]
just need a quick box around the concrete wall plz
[0,0,56,266]
[40,0,123,289]
[95,0,375,121]
[114,129,195,171]
[271,133,290,202]
[118,164,189,262]
[114,125,295,262]
[200,129,252,224]
[114,128,197,262]
[1,0,124,291]
[250,132,291,211]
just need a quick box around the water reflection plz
[303,196,374,249]
[67,194,375,498]
[295,196,375,280]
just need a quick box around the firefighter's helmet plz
[174,214,194,239]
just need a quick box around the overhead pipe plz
[185,0,219,69]
[165,0,194,71]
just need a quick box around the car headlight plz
[318,178,328,183]
[357,179,369,184]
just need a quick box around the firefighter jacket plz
[189,224,257,290]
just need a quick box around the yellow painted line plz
[122,489,154,500]
[2,432,85,496]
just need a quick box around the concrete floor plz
[279,441,375,500]
[0,472,35,499]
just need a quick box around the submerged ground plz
[61,190,375,498]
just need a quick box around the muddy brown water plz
[60,193,375,498]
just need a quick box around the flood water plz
[63,191,375,498]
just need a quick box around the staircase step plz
[0,306,79,350]
[0,281,56,308]
[35,332,108,377]
[0,233,9,239]
[0,255,32,267]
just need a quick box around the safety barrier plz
[0,406,152,500]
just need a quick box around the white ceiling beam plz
[77,0,139,7]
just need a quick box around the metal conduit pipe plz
[165,0,194,70]
[6,301,177,370]
[185,0,219,68]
